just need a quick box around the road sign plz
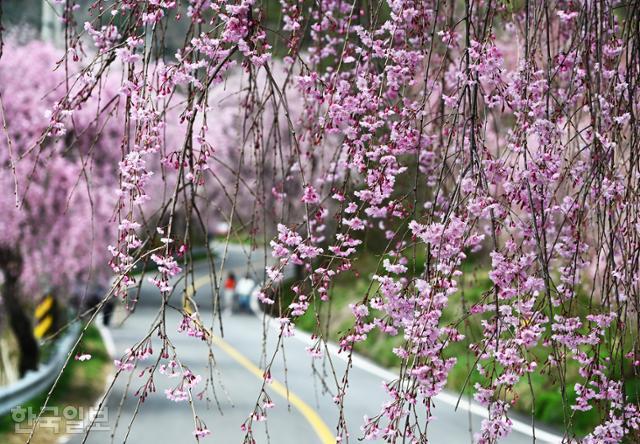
[34,294,55,339]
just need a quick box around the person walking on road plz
[223,273,237,311]
[103,297,115,326]
[233,274,257,313]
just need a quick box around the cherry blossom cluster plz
[42,0,640,442]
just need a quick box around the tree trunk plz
[0,249,39,376]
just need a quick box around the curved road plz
[70,243,561,444]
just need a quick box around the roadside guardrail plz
[0,321,81,417]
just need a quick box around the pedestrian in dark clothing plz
[103,298,115,326]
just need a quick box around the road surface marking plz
[290,328,564,444]
[188,269,562,444]
[187,275,336,444]
[57,323,119,444]
[211,336,335,444]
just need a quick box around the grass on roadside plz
[0,323,112,444]
[273,251,633,437]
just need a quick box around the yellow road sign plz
[34,294,55,339]
[34,315,53,339]
[34,295,54,320]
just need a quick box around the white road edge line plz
[205,254,564,443]
[268,317,564,444]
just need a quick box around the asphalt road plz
[69,244,561,444]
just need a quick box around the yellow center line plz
[185,274,335,444]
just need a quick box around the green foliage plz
[279,251,626,437]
